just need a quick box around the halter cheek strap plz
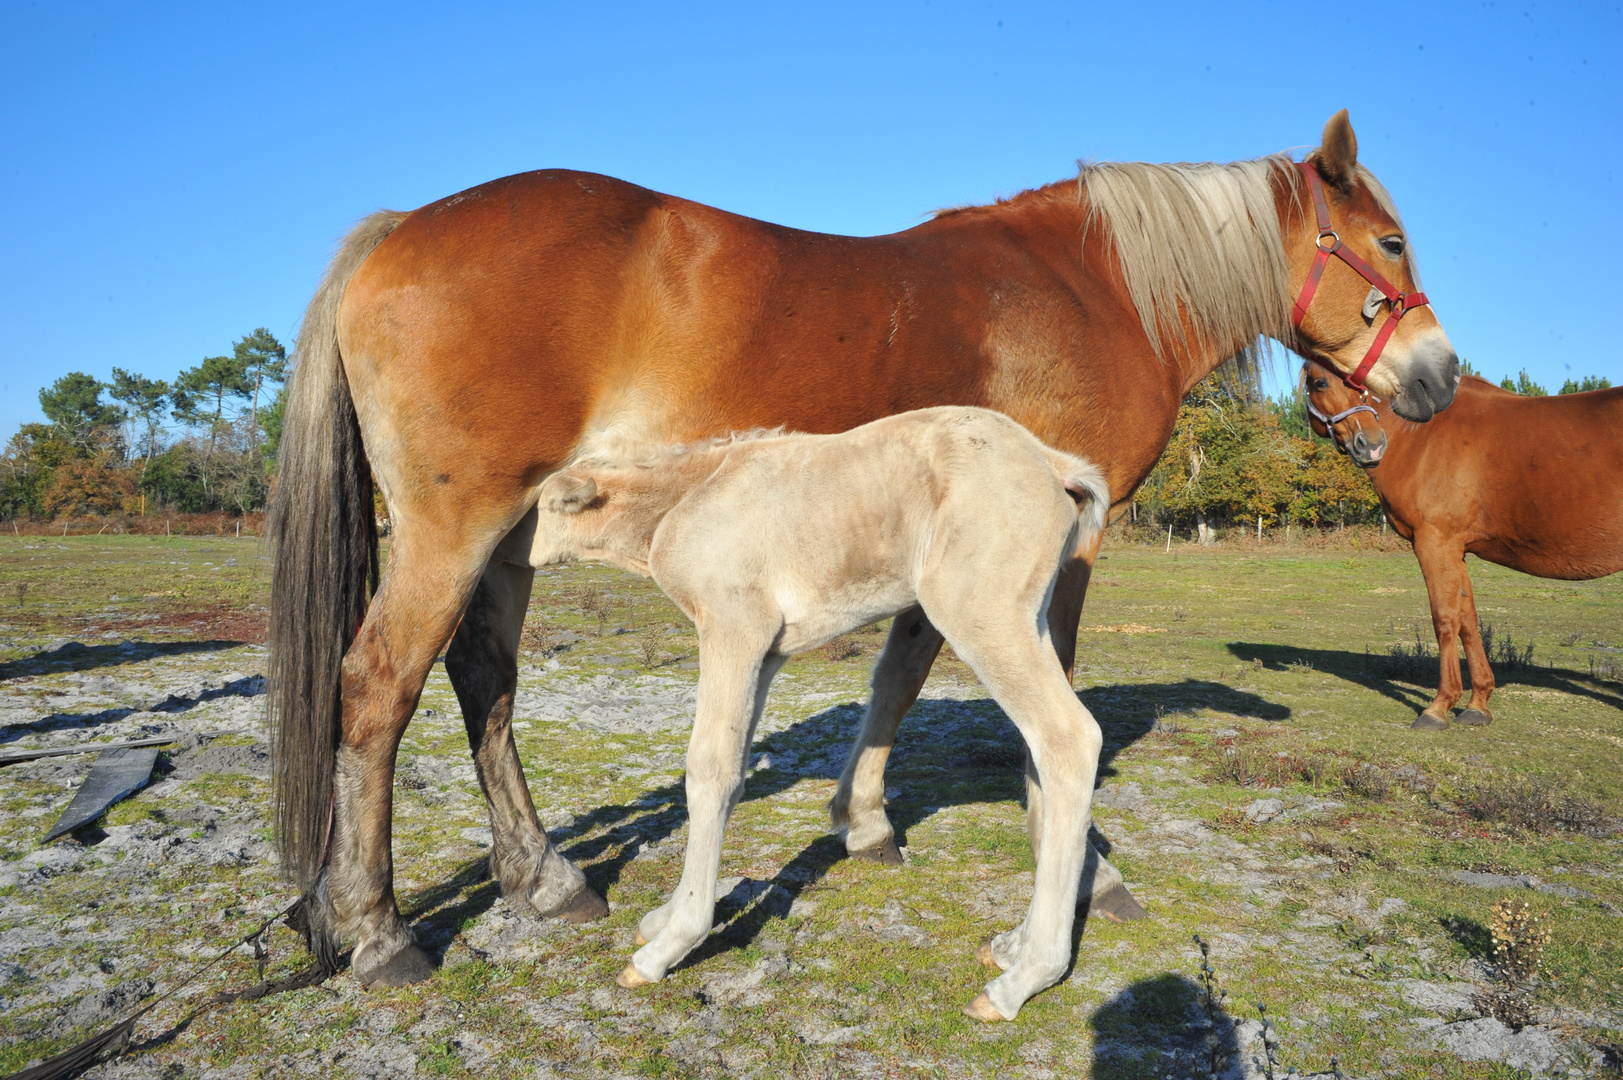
[1292,161,1430,394]
[1306,399,1379,448]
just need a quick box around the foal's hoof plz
[975,938,1000,969]
[1411,713,1450,731]
[543,884,610,924]
[850,836,904,866]
[1456,709,1494,727]
[616,963,653,989]
[358,943,435,988]
[1088,881,1150,924]
[963,992,1011,1022]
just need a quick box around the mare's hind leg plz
[445,560,606,921]
[621,631,784,985]
[329,548,485,986]
[830,607,943,864]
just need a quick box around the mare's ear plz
[540,471,598,514]
[1313,109,1359,193]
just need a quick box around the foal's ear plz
[1314,109,1359,192]
[540,471,598,514]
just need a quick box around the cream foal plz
[534,406,1109,1020]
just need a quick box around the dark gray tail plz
[268,210,406,890]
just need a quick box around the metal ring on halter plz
[1316,231,1340,250]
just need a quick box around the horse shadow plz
[400,678,1289,967]
[0,638,245,684]
[1227,641,1623,716]
[1089,972,1243,1080]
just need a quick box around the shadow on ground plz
[399,678,1290,971]
[1090,972,1241,1080]
[0,639,247,683]
[1227,642,1623,717]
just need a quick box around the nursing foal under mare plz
[1305,358,1623,728]
[269,110,1459,986]
[535,407,1108,1019]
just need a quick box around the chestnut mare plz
[270,111,1459,987]
[1305,358,1623,729]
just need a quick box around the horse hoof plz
[1456,709,1493,727]
[975,939,1000,969]
[963,992,1010,1022]
[543,884,610,924]
[1411,713,1450,731]
[1088,881,1150,924]
[850,836,904,866]
[358,943,435,988]
[617,963,653,989]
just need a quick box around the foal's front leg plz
[619,635,783,986]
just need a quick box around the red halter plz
[1291,161,1429,394]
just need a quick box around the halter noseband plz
[1306,397,1379,454]
[1291,161,1429,395]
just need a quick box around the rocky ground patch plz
[0,536,1620,1078]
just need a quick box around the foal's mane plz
[569,427,793,472]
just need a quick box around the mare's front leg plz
[1453,560,1495,726]
[829,607,944,864]
[445,560,607,921]
[1413,531,1472,730]
[620,630,784,986]
[329,548,482,985]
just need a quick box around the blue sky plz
[2,1,1618,437]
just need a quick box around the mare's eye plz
[1312,378,1329,391]
[1378,235,1405,258]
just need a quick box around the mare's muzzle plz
[1390,344,1459,423]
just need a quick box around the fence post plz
[1257,516,1262,544]
[1165,524,1173,553]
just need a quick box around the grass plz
[0,535,1620,1077]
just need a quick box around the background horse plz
[271,110,1458,985]
[1304,358,1623,728]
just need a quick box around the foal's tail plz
[1044,449,1111,543]
[268,210,406,890]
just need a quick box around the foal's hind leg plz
[1024,548,1145,923]
[445,560,606,921]
[830,607,943,864]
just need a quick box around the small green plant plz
[1381,622,1435,680]
[1479,620,1536,672]
[521,617,566,654]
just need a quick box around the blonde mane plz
[1079,155,1300,369]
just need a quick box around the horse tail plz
[1044,448,1110,540]
[268,210,406,890]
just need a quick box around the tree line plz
[1,329,288,520]
[0,338,1613,529]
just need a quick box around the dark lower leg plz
[447,563,601,919]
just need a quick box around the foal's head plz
[1287,110,1459,423]
[1303,359,1387,469]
